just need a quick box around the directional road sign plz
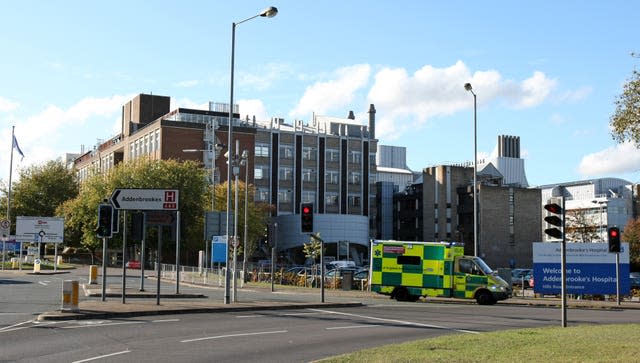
[110,189,179,210]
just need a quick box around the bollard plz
[33,258,41,273]
[88,265,98,284]
[11,258,18,269]
[62,280,79,312]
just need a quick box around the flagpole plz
[7,126,15,222]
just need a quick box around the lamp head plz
[241,150,248,159]
[260,6,278,18]
[464,83,473,92]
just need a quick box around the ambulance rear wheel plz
[394,287,411,301]
[476,290,496,305]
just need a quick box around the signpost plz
[110,189,179,210]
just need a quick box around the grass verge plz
[318,324,640,363]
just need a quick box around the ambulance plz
[369,240,511,305]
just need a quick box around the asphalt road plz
[3,299,640,362]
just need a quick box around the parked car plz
[630,276,640,289]
[511,268,533,288]
[125,260,140,269]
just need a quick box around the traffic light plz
[301,203,314,233]
[608,226,621,253]
[130,212,144,240]
[543,200,563,240]
[96,204,113,238]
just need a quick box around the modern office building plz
[539,178,635,242]
[74,94,377,265]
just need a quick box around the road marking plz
[326,324,381,330]
[38,281,48,286]
[235,312,321,319]
[152,319,180,323]
[61,321,144,329]
[0,320,58,333]
[181,330,288,343]
[72,350,131,363]
[308,308,480,335]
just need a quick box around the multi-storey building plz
[74,94,377,266]
[539,178,635,242]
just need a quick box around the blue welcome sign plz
[532,242,630,295]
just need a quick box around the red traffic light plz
[302,206,311,214]
[544,203,562,214]
[609,229,618,238]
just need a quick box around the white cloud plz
[558,86,592,103]
[514,71,557,108]
[238,63,294,91]
[578,142,640,176]
[238,99,269,121]
[175,80,200,88]
[0,96,19,112]
[289,64,371,118]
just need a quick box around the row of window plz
[130,129,160,159]
[254,187,362,207]
[256,143,368,164]
[254,166,366,185]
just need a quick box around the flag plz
[12,135,24,160]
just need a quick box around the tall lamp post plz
[464,83,478,257]
[241,150,249,284]
[225,6,278,305]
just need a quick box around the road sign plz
[110,189,179,210]
[0,219,9,237]
[15,216,64,243]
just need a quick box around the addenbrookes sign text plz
[110,189,179,210]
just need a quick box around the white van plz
[328,260,356,270]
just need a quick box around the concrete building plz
[74,94,377,266]
[539,178,635,242]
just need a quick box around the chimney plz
[368,104,376,139]
[347,110,355,120]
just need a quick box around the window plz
[155,130,160,152]
[279,167,293,181]
[325,170,339,185]
[302,169,316,182]
[302,191,315,204]
[278,189,292,202]
[326,149,339,162]
[255,143,270,157]
[326,193,338,206]
[254,167,265,180]
[280,145,293,159]
[397,255,421,265]
[302,146,316,161]
[349,150,361,164]
[349,172,361,185]
[349,195,361,206]
[255,188,269,202]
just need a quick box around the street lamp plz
[241,150,249,285]
[464,82,478,257]
[591,200,606,241]
[225,6,278,305]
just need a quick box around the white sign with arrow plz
[110,189,179,210]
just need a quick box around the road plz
[2,299,640,362]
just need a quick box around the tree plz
[3,160,78,233]
[565,209,599,243]
[57,158,208,263]
[622,217,640,271]
[303,233,323,265]
[610,70,640,145]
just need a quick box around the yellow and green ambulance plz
[370,240,511,305]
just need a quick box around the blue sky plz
[2,1,639,187]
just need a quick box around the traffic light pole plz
[560,196,567,328]
[101,236,107,302]
[616,252,620,305]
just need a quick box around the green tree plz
[5,160,78,232]
[610,70,640,145]
[622,217,640,271]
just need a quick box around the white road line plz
[0,320,33,333]
[152,319,180,323]
[72,350,131,363]
[308,308,480,335]
[181,330,288,343]
[326,324,381,330]
[38,281,47,286]
[281,312,322,316]
[61,321,144,329]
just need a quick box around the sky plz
[1,1,640,188]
